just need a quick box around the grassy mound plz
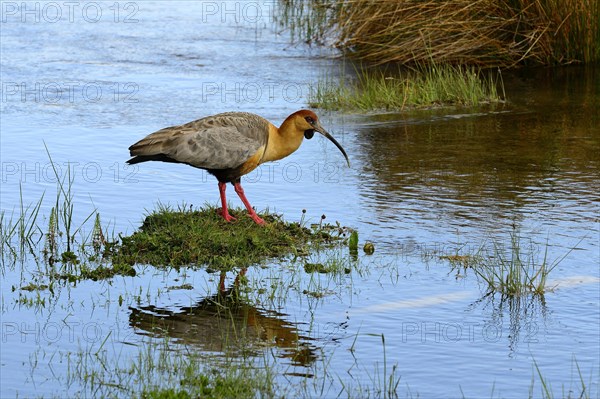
[112,205,345,271]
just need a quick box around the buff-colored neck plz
[261,116,304,163]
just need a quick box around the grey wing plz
[128,112,270,169]
[166,126,265,170]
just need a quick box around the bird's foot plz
[248,212,266,225]
[217,208,237,222]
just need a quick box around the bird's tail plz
[126,154,176,165]
[127,127,180,164]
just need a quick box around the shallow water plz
[1,2,599,398]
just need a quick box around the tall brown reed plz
[279,0,599,66]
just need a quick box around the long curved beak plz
[314,122,351,167]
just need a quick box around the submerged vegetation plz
[0,153,129,281]
[278,0,600,66]
[139,358,274,399]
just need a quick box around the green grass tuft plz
[469,230,578,297]
[309,65,502,111]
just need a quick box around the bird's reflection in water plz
[129,270,318,371]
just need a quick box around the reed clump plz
[279,0,600,66]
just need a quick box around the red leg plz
[234,268,248,287]
[217,182,236,222]
[218,270,226,293]
[233,182,265,225]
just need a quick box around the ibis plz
[127,110,350,225]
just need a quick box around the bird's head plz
[290,110,350,167]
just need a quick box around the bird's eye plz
[305,116,315,124]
